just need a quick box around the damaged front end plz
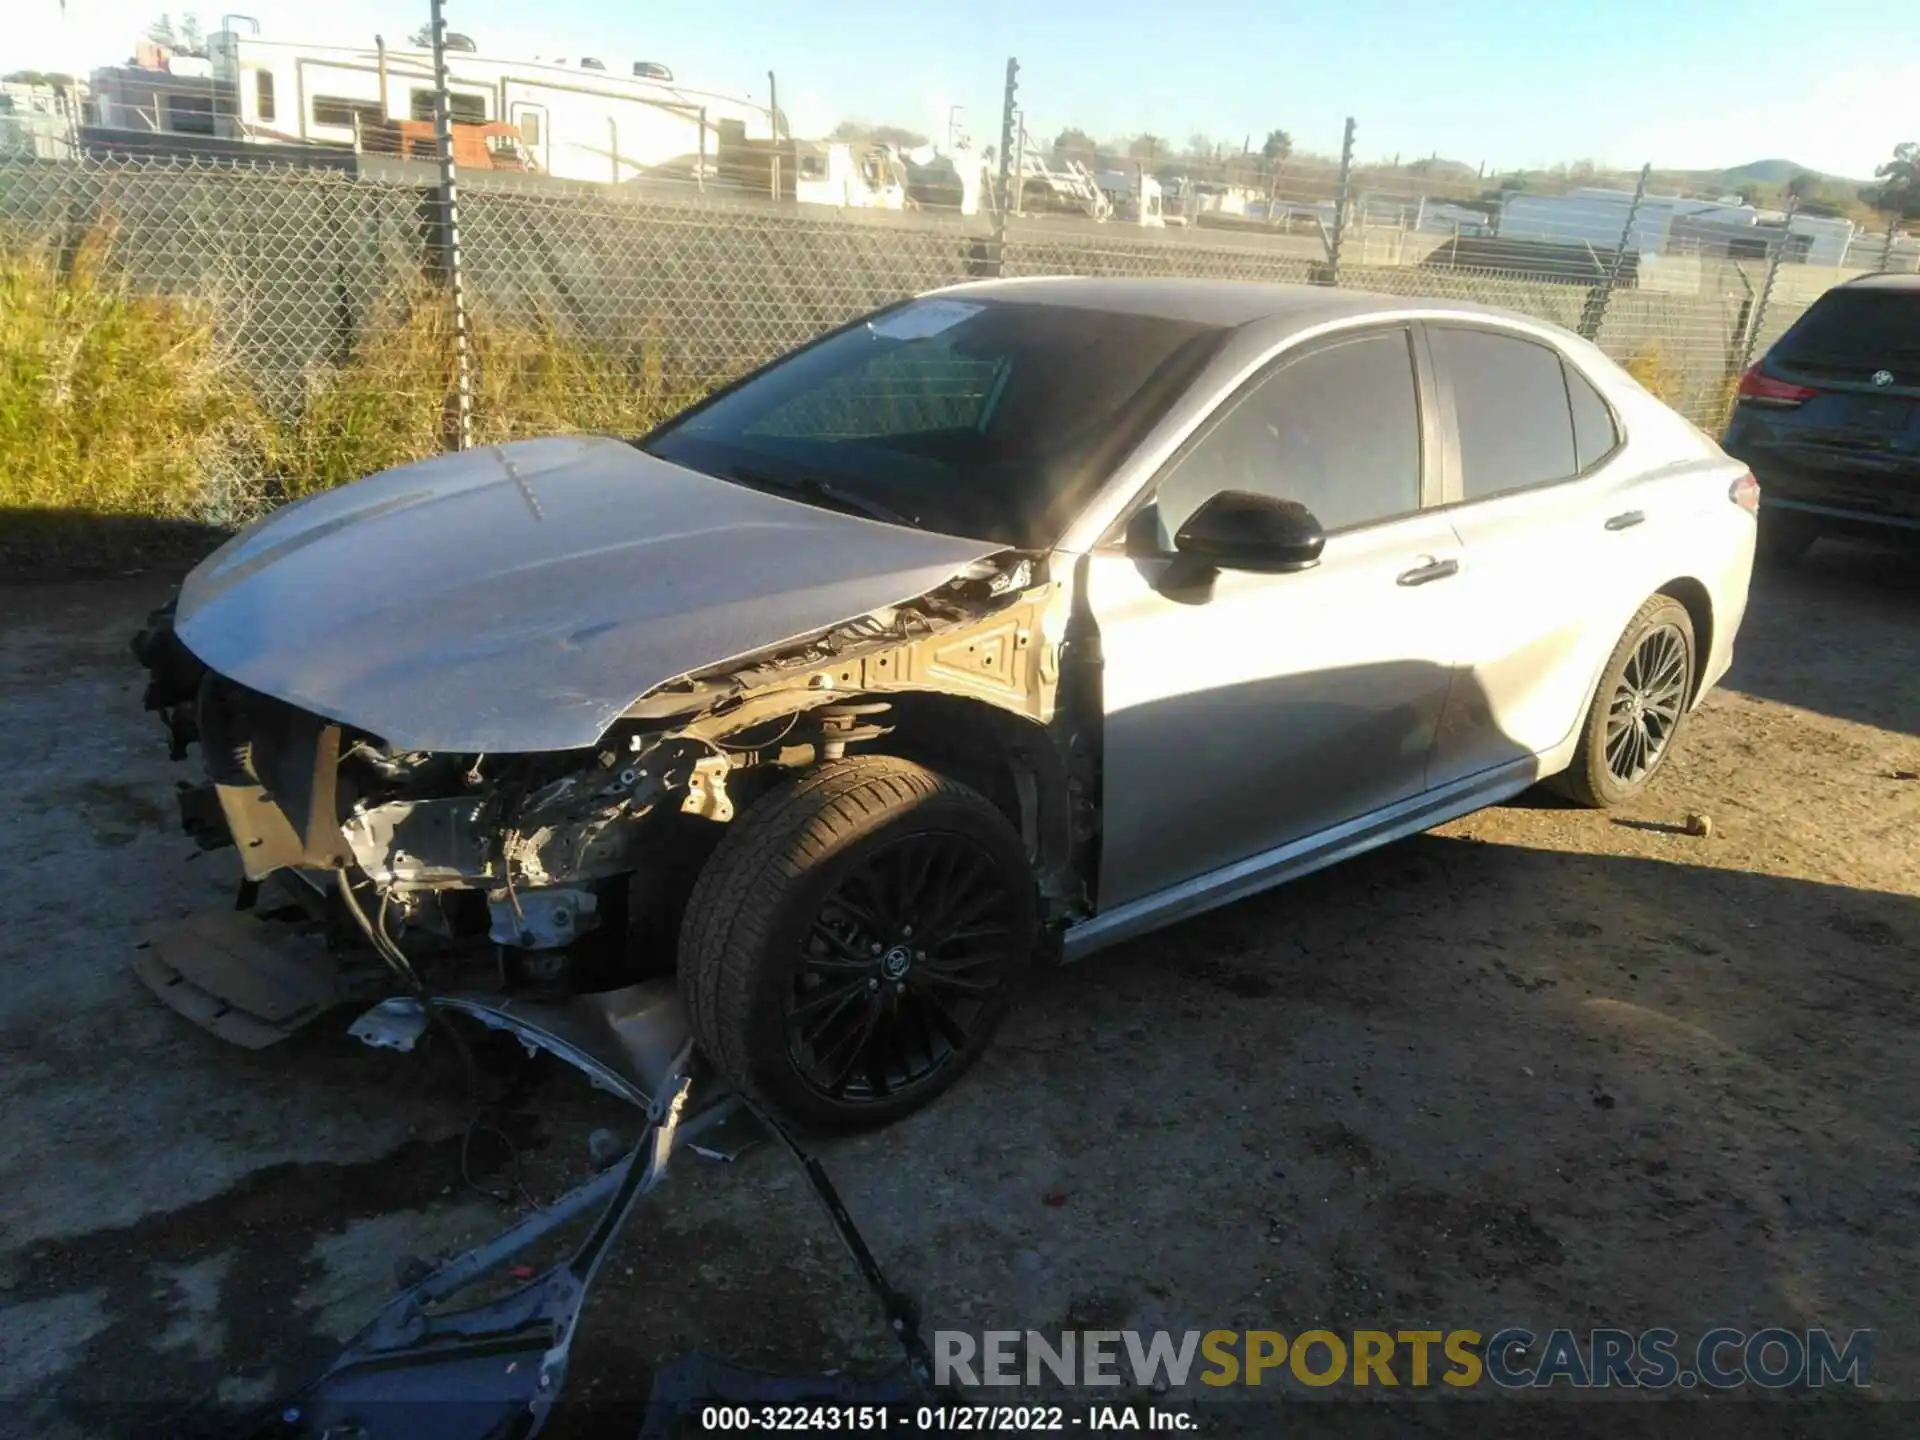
[130,548,1087,1044]
[132,550,1073,1432]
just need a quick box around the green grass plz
[0,231,252,524]
[1621,344,1742,431]
[2,234,707,566]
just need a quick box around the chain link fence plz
[1,139,1914,566]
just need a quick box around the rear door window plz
[1432,328,1578,499]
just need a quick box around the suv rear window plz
[1772,289,1920,375]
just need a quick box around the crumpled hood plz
[176,435,1000,752]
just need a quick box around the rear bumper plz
[1729,442,1920,533]
[1696,517,1754,706]
[1760,496,1920,538]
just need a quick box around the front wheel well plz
[1656,577,1714,704]
[852,691,1075,894]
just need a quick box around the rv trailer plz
[204,26,776,183]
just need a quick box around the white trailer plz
[902,141,991,216]
[1778,212,1859,267]
[1093,168,1165,226]
[1497,187,1858,267]
[788,140,993,217]
[205,27,776,183]
[793,141,907,210]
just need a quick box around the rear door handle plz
[1396,557,1460,587]
[1605,509,1645,530]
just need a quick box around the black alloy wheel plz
[787,829,1020,1104]
[679,756,1036,1131]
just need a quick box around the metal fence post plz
[429,0,473,452]
[1325,117,1355,285]
[993,57,1019,276]
[1880,219,1899,274]
[1579,161,1648,342]
[1738,193,1799,375]
[1013,110,1026,218]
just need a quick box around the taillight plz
[1730,472,1760,513]
[1736,364,1817,408]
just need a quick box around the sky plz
[8,0,1915,179]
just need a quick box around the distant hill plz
[1405,156,1870,196]
[1402,156,1480,179]
[1460,155,1884,223]
[1693,158,1870,187]
[1717,159,1807,184]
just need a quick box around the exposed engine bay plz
[130,549,1095,1038]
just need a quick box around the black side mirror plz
[1173,490,1326,573]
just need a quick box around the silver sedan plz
[132,278,1758,1129]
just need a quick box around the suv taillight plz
[1736,364,1817,408]
[1730,472,1760,513]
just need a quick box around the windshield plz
[639,296,1227,548]
[1774,290,1920,365]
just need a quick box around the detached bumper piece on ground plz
[234,988,940,1440]
[245,1051,696,1440]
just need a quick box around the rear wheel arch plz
[1558,577,1714,760]
[1553,592,1697,808]
[1654,576,1714,706]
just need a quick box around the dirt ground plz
[1,541,1915,1439]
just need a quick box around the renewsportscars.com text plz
[934,1327,1873,1390]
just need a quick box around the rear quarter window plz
[1566,364,1620,471]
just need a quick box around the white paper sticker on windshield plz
[867,299,983,340]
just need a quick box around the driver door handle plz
[1396,556,1459,587]
[1605,509,1645,531]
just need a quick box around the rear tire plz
[1552,596,1696,809]
[679,756,1036,1132]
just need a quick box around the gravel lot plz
[1,542,1915,1438]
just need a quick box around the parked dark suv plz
[1723,273,1920,561]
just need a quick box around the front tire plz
[679,756,1036,1131]
[1553,596,1696,809]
